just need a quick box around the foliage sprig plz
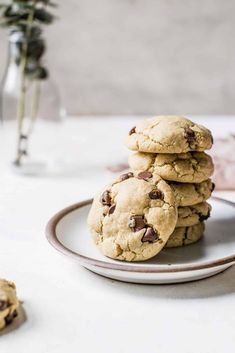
[0,0,57,79]
[0,0,57,166]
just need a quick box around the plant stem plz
[29,80,40,135]
[15,53,27,165]
[14,1,37,166]
[23,79,40,154]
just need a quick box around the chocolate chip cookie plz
[129,151,214,183]
[165,222,205,248]
[177,202,211,227]
[0,279,19,330]
[170,179,214,206]
[88,172,177,261]
[126,116,213,154]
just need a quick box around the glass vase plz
[0,29,64,175]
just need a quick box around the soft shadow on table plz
[0,304,27,336]
[148,242,206,265]
[205,218,235,245]
[81,265,235,300]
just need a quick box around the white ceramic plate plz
[46,197,235,284]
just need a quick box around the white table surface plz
[0,116,235,353]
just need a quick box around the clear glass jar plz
[0,29,64,175]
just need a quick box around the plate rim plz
[45,196,235,274]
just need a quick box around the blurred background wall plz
[0,0,235,115]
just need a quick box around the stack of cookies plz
[127,116,214,248]
[88,116,214,262]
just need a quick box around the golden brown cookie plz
[88,172,177,261]
[129,151,214,183]
[126,116,213,154]
[165,222,205,248]
[170,179,214,206]
[176,202,211,227]
[0,279,19,330]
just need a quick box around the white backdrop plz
[0,0,235,115]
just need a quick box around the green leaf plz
[27,65,48,80]
[38,0,57,5]
[47,2,57,8]
[0,1,57,28]
[12,0,57,7]
[37,66,48,80]
[27,38,46,59]
[0,18,21,26]
[34,8,54,24]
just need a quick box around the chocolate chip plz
[137,171,152,181]
[120,172,133,181]
[129,126,136,135]
[199,211,211,222]
[100,191,111,206]
[108,204,116,215]
[211,182,215,192]
[142,227,158,242]
[4,310,17,326]
[129,215,146,232]
[0,300,8,311]
[184,127,195,143]
[149,189,164,200]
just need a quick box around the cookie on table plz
[88,171,177,261]
[176,202,211,227]
[0,279,19,330]
[129,151,214,183]
[165,222,205,248]
[126,116,213,154]
[170,179,214,207]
